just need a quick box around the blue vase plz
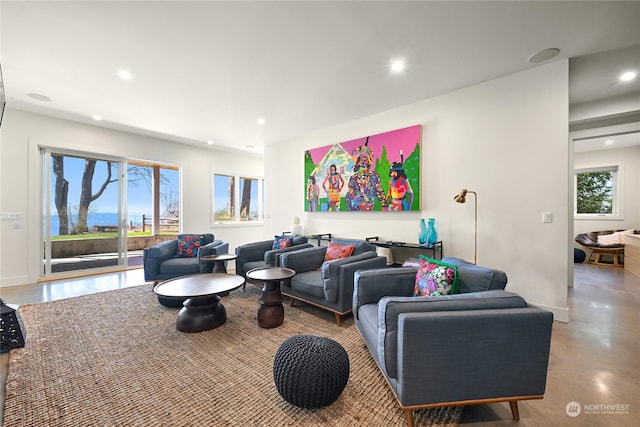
[418,218,428,246]
[426,218,438,246]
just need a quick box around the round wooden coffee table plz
[246,267,295,329]
[200,253,238,274]
[153,273,245,333]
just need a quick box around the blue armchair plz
[353,257,553,426]
[235,236,312,288]
[280,238,387,326]
[143,234,229,284]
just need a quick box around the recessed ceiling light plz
[620,71,637,82]
[27,93,52,102]
[257,118,266,125]
[527,48,560,64]
[605,139,615,145]
[207,140,214,145]
[390,60,405,73]
[117,69,132,80]
[92,114,102,121]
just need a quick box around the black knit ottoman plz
[273,334,350,409]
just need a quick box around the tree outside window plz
[214,174,235,222]
[575,167,616,215]
[213,173,263,223]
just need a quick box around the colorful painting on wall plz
[304,125,421,212]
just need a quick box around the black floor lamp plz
[454,189,478,264]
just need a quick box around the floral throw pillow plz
[273,235,294,250]
[175,234,207,258]
[413,256,459,297]
[324,242,355,262]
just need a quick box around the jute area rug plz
[4,284,462,426]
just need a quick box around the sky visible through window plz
[49,157,179,233]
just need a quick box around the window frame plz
[573,163,624,220]
[212,171,264,226]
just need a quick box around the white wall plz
[0,109,264,287]
[573,145,640,236]
[266,60,570,321]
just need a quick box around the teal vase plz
[418,218,428,246]
[426,218,438,246]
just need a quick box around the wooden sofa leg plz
[404,409,415,427]
[334,313,342,327]
[509,401,520,421]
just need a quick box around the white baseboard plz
[537,303,569,323]
[0,275,31,288]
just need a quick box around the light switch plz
[1,212,21,221]
[543,212,552,223]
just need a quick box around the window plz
[213,173,264,224]
[574,165,619,218]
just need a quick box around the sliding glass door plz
[40,149,181,279]
[41,149,127,277]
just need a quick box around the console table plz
[307,233,332,246]
[366,237,443,264]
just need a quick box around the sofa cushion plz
[413,256,459,297]
[290,271,325,298]
[620,229,638,244]
[597,232,621,245]
[175,234,209,258]
[324,242,355,262]
[441,257,507,293]
[159,257,201,274]
[273,235,294,250]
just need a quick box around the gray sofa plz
[280,238,387,326]
[353,257,553,426]
[143,234,228,283]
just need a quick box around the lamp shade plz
[454,189,468,203]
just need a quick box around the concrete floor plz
[1,264,638,426]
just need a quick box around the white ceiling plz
[2,1,639,155]
[574,131,640,153]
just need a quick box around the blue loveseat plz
[353,257,553,426]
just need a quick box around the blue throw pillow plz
[273,235,294,250]
[175,234,207,258]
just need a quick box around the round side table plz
[246,267,295,329]
[200,253,238,274]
